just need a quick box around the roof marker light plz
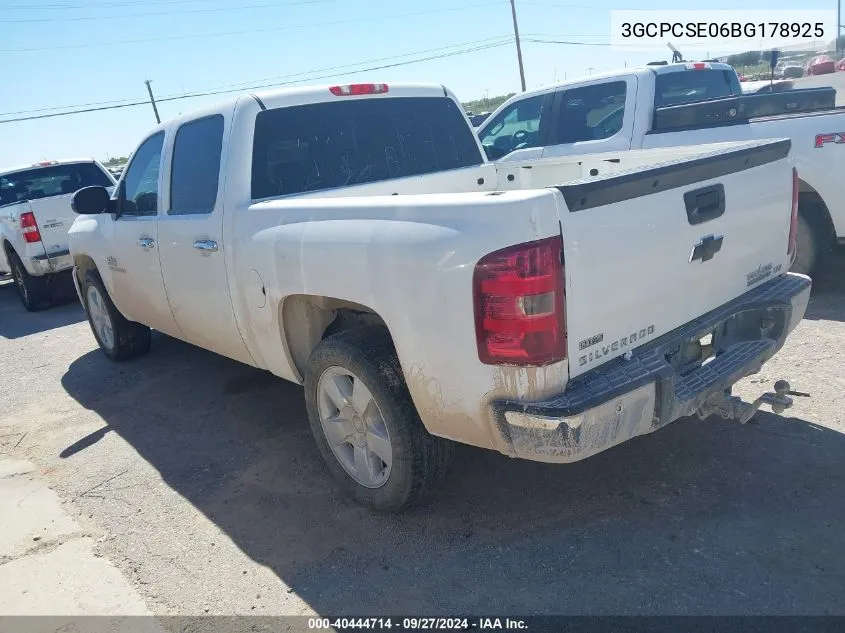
[329,83,389,96]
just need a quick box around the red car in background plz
[836,58,845,71]
[806,55,836,75]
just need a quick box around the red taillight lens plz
[329,83,388,96]
[19,211,42,244]
[788,167,799,257]
[473,235,566,366]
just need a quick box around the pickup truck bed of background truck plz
[0,159,115,310]
[68,83,809,511]
[478,62,845,278]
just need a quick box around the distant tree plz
[103,156,128,167]
[462,93,515,114]
[726,50,762,68]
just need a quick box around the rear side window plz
[553,81,627,144]
[251,96,483,199]
[654,69,741,108]
[0,163,113,207]
[170,115,224,215]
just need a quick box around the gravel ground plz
[1,251,844,616]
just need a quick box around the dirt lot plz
[1,253,844,616]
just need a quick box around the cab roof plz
[0,158,98,179]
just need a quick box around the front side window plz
[478,94,546,160]
[553,81,627,145]
[169,115,224,215]
[121,132,164,217]
[251,96,483,199]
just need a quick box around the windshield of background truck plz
[251,96,484,199]
[654,69,741,107]
[0,163,113,208]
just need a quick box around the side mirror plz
[72,186,111,215]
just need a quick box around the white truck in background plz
[0,159,116,310]
[477,61,845,276]
[68,82,809,511]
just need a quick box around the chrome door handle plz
[138,237,155,250]
[193,240,218,253]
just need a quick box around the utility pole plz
[588,67,594,75]
[837,0,841,59]
[144,79,161,124]
[509,0,527,92]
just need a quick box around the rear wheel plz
[9,251,51,312]
[304,326,455,512]
[82,270,151,361]
[790,205,830,277]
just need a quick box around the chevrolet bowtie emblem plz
[690,234,724,263]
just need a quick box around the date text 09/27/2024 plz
[308,618,528,630]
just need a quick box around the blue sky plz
[0,0,838,165]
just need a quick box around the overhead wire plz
[3,0,343,23]
[0,37,514,123]
[0,1,507,52]
[0,35,513,117]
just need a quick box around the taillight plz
[19,211,42,244]
[788,167,799,257]
[473,235,566,366]
[329,83,388,96]
[686,62,710,70]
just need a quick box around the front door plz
[106,132,182,339]
[156,113,254,365]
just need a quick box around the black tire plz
[304,326,455,512]
[8,251,51,312]
[790,203,831,277]
[81,270,151,362]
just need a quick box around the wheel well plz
[72,254,97,281]
[797,179,836,244]
[71,255,98,303]
[280,295,389,381]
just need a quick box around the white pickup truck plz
[477,62,845,276]
[0,159,116,310]
[68,82,810,511]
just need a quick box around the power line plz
[3,0,338,23]
[0,0,240,10]
[523,36,675,48]
[1,1,505,52]
[155,35,514,97]
[0,38,513,124]
[0,35,513,117]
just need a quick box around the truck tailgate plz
[555,138,794,379]
[28,195,77,255]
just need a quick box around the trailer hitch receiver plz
[696,380,808,425]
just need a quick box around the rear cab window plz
[0,163,113,208]
[251,96,483,199]
[653,69,741,108]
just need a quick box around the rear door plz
[554,139,794,378]
[541,76,637,159]
[157,112,254,365]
